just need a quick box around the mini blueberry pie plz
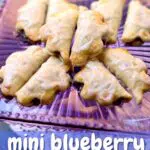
[16,0,48,42]
[74,60,132,106]
[16,56,71,106]
[70,10,111,67]
[40,0,86,63]
[101,48,150,104]
[91,0,126,43]
[122,0,150,44]
[0,46,49,96]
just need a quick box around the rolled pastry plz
[16,0,48,42]
[122,0,150,44]
[40,0,82,63]
[0,46,49,96]
[74,60,132,106]
[70,10,111,67]
[91,0,126,43]
[101,48,150,104]
[16,56,71,106]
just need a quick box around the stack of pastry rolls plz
[71,0,150,105]
[1,0,87,106]
[2,0,83,106]
[1,0,149,106]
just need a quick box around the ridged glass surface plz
[0,0,150,133]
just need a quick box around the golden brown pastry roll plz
[122,0,150,44]
[74,60,132,106]
[70,10,111,67]
[16,56,71,106]
[0,46,49,96]
[91,0,126,43]
[40,0,84,63]
[16,0,48,42]
[101,48,150,104]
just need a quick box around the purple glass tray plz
[0,0,150,133]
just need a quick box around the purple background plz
[0,0,150,133]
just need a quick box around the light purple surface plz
[0,0,150,133]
